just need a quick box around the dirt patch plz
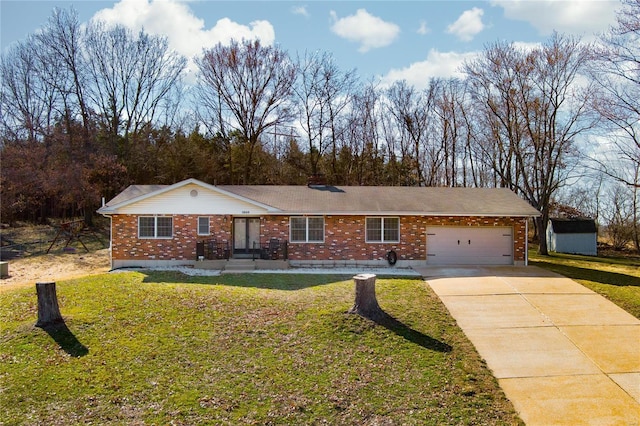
[0,249,110,292]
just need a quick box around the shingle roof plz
[100,179,540,217]
[219,185,540,216]
[105,184,166,206]
[549,218,597,234]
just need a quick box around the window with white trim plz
[198,217,210,235]
[290,217,324,243]
[366,217,399,243]
[138,216,173,238]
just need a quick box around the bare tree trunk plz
[35,282,63,327]
[536,215,549,255]
[348,274,384,320]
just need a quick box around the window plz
[138,216,173,238]
[366,217,399,243]
[307,217,324,242]
[198,217,210,235]
[139,217,156,238]
[290,217,324,242]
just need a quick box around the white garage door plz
[426,226,513,265]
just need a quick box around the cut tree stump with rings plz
[348,274,384,320]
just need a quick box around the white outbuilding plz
[546,218,598,256]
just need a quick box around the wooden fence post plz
[348,273,384,320]
[35,282,63,327]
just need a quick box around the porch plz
[195,238,288,262]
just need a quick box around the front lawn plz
[529,250,640,319]
[0,272,522,425]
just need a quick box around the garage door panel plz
[426,226,513,265]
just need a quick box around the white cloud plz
[292,6,309,18]
[513,41,543,52]
[90,0,275,61]
[492,0,618,37]
[417,20,430,35]
[380,49,479,89]
[446,7,485,42]
[330,9,400,53]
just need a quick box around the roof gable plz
[98,179,277,215]
[105,184,165,206]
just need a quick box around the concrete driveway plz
[414,265,640,426]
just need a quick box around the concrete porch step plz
[223,259,256,273]
[195,260,226,270]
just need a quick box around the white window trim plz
[365,217,400,243]
[289,216,325,243]
[197,216,210,236]
[138,216,173,239]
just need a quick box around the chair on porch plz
[196,241,205,260]
[206,239,217,260]
[267,238,280,260]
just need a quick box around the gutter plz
[273,211,542,217]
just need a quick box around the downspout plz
[525,218,529,267]
[99,212,114,271]
[98,196,115,271]
[108,215,113,270]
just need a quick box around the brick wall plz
[260,215,527,262]
[111,214,231,261]
[111,214,527,263]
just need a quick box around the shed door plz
[426,226,513,265]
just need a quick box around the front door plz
[233,217,261,255]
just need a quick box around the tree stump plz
[35,282,63,327]
[348,274,384,320]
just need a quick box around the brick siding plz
[111,214,527,263]
[111,214,231,261]
[261,215,526,262]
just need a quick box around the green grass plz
[529,249,640,319]
[0,272,522,425]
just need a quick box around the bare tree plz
[1,8,91,144]
[1,38,57,142]
[385,80,440,186]
[34,8,91,139]
[590,0,640,250]
[602,182,636,250]
[464,34,595,254]
[84,21,186,145]
[294,50,356,177]
[433,78,479,187]
[196,39,297,183]
[457,92,495,188]
[340,81,384,185]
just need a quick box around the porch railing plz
[196,239,230,260]
[252,239,288,261]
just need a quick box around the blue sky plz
[1,0,621,89]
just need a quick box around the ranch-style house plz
[97,178,540,270]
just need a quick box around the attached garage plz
[426,226,513,265]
